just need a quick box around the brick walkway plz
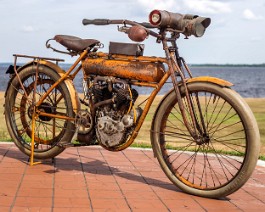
[0,143,264,211]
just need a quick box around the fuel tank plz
[82,57,165,83]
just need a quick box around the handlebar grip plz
[82,19,110,25]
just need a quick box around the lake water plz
[1,63,264,98]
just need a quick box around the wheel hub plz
[195,133,210,145]
[28,102,54,121]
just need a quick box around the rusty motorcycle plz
[4,10,260,198]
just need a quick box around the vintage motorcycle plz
[4,10,260,198]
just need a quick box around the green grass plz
[1,93,265,160]
[259,155,265,160]
[245,98,265,157]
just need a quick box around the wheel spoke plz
[167,142,197,162]
[156,87,252,193]
[6,68,74,154]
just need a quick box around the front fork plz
[164,42,207,141]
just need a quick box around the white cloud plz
[137,0,232,14]
[243,9,264,21]
[184,0,232,14]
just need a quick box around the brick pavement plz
[0,143,264,211]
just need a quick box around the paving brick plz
[12,207,51,212]
[53,207,91,212]
[54,188,88,198]
[86,181,121,191]
[19,181,53,190]
[17,188,53,198]
[126,198,168,211]
[118,182,153,192]
[91,198,130,211]
[1,185,18,197]
[53,197,91,208]
[0,173,22,182]
[162,199,205,211]
[193,196,240,211]
[230,199,265,211]
[89,190,124,199]
[0,196,14,207]
[13,197,52,207]
[0,207,9,212]
[0,144,264,211]
[122,190,159,200]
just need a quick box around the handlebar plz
[82,19,136,26]
[82,11,211,39]
[82,18,155,28]
[82,19,110,25]
[82,18,160,40]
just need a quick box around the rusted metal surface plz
[109,70,171,151]
[187,76,233,87]
[10,37,231,156]
[8,15,219,159]
[36,111,76,121]
[13,54,65,62]
[35,51,88,113]
[170,50,198,139]
[83,57,165,83]
[127,26,148,42]
[130,81,158,88]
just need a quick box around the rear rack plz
[13,54,64,63]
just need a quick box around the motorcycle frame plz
[13,32,201,165]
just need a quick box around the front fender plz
[156,76,233,112]
[186,76,233,87]
[5,60,80,114]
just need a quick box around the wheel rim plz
[10,72,70,152]
[160,90,247,190]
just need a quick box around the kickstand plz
[28,156,55,165]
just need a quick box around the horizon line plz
[0,62,265,66]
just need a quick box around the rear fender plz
[5,60,80,113]
[150,76,233,157]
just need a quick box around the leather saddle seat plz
[54,35,100,52]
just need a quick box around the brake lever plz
[117,25,130,33]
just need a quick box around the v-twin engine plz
[89,76,142,148]
[96,108,141,148]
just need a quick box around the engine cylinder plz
[82,58,165,83]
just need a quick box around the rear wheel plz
[5,65,76,159]
[151,82,260,198]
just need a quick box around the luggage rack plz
[13,54,64,65]
[11,54,65,166]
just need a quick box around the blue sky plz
[0,0,264,64]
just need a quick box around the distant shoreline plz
[1,62,265,68]
[190,64,265,68]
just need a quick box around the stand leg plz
[29,61,42,166]
[29,107,41,166]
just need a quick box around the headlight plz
[149,10,211,37]
[149,10,162,25]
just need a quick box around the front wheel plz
[151,82,260,198]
